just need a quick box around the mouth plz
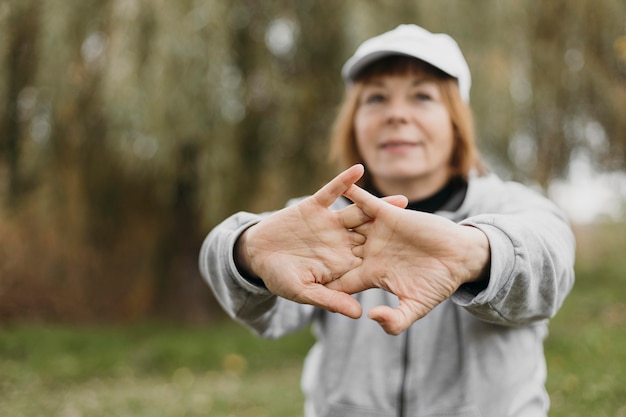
[379,140,420,152]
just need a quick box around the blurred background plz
[0,0,625,416]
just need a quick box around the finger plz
[350,220,372,236]
[382,195,409,209]
[351,245,364,258]
[349,230,366,246]
[312,164,365,208]
[338,194,407,230]
[301,285,362,319]
[336,203,373,230]
[342,183,390,218]
[325,267,372,294]
[353,195,406,233]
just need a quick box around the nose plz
[385,97,409,125]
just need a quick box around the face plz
[354,72,455,200]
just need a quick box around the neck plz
[372,172,450,201]
[366,175,468,214]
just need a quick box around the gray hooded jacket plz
[199,173,575,417]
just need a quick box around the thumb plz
[325,267,373,295]
[302,285,363,319]
[368,304,420,335]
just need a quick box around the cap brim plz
[343,50,418,82]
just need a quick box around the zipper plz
[398,327,411,417]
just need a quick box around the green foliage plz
[0,0,625,322]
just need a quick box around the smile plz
[379,141,420,152]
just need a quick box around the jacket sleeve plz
[451,178,576,326]
[198,210,316,339]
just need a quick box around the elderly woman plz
[199,24,575,417]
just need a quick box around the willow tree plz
[0,0,623,323]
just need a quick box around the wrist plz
[460,225,491,285]
[234,226,263,283]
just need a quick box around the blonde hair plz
[329,56,486,187]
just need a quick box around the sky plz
[549,153,626,224]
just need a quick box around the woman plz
[199,24,575,417]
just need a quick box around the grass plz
[0,322,315,416]
[1,222,625,416]
[544,222,626,417]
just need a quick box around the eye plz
[414,91,432,101]
[362,92,386,105]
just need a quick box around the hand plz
[327,183,490,334]
[236,165,373,319]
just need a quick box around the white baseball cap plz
[341,24,472,102]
